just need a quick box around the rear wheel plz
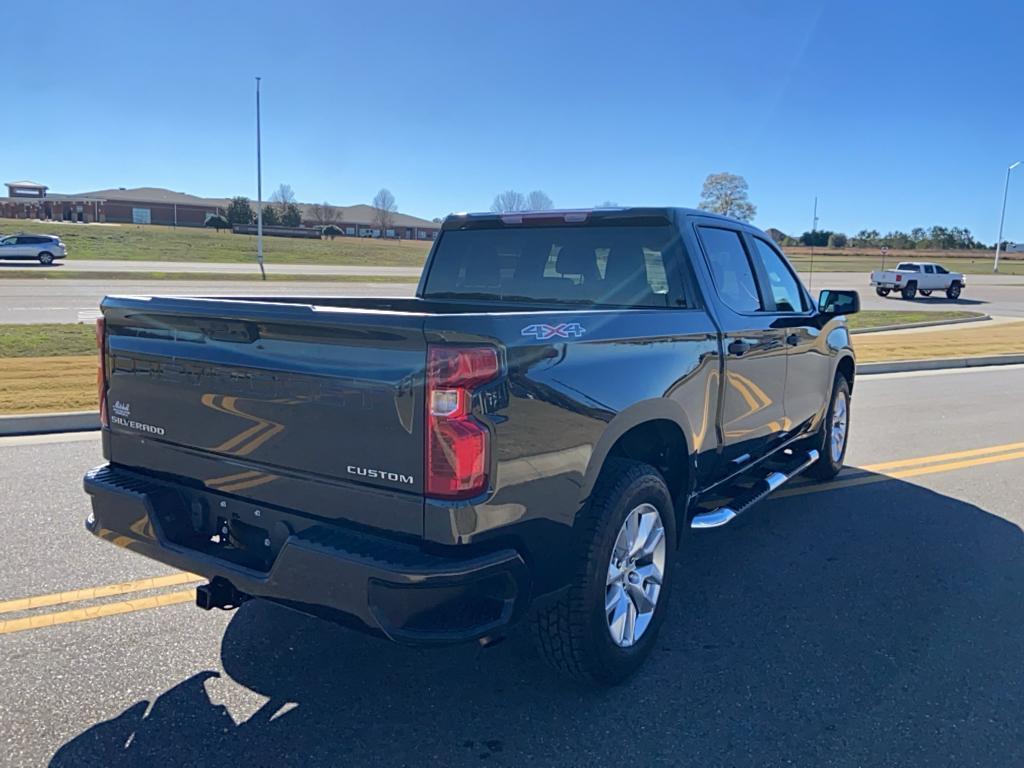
[806,373,851,481]
[901,281,917,300]
[531,459,676,685]
[919,289,932,297]
[38,251,53,265]
[946,282,962,300]
[875,287,890,297]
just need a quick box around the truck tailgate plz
[100,296,427,536]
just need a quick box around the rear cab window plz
[422,218,689,308]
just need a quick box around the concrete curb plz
[0,411,100,437]
[850,313,990,335]
[857,353,1024,375]
[4,353,1024,435]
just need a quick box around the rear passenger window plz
[924,264,935,274]
[697,227,762,312]
[750,238,806,312]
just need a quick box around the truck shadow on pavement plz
[52,472,1024,767]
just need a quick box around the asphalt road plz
[1,365,1022,767]
[0,260,424,277]
[796,270,1024,317]
[1,271,1022,324]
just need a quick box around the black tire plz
[900,281,917,300]
[805,373,851,481]
[946,282,962,300]
[919,289,932,297]
[875,287,890,297]
[38,251,54,265]
[531,458,676,685]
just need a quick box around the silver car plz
[0,233,68,265]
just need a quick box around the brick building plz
[0,181,441,239]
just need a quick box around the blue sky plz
[4,0,1023,240]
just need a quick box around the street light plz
[255,76,266,280]
[993,160,1021,274]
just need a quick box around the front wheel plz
[919,289,932,297]
[531,459,676,685]
[946,282,962,300]
[875,287,890,297]
[805,374,851,481]
[38,251,54,265]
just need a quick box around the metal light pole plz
[995,159,1019,274]
[255,76,266,280]
[808,196,819,289]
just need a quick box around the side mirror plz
[818,289,860,316]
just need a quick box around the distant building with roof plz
[0,182,440,239]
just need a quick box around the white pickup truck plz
[870,261,966,300]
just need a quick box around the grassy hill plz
[0,219,431,267]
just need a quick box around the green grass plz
[0,218,430,267]
[847,309,982,330]
[0,323,96,357]
[0,270,414,283]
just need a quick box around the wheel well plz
[605,419,689,504]
[837,355,855,393]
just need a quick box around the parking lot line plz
[0,572,202,615]
[0,590,195,635]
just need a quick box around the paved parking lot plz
[2,365,1022,767]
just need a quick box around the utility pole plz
[994,161,1020,274]
[256,76,266,280]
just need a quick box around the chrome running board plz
[691,449,820,529]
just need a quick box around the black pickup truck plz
[84,207,859,684]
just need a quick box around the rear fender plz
[578,399,695,510]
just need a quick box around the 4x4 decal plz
[521,322,586,340]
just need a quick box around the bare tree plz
[526,190,553,210]
[491,190,527,213]
[698,172,757,222]
[372,188,397,236]
[310,201,339,226]
[269,183,296,205]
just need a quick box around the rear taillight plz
[425,345,499,499]
[895,274,902,282]
[96,317,108,427]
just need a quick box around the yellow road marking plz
[860,440,1024,472]
[774,445,1024,499]
[0,572,202,615]
[0,589,195,635]
[887,448,1024,479]
[6,441,1024,635]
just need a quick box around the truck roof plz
[441,206,752,230]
